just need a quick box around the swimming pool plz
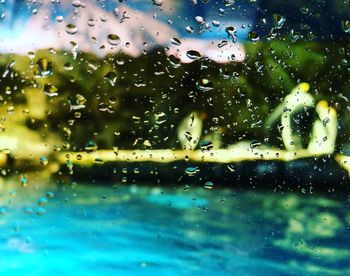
[0,179,349,275]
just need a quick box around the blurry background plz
[0,0,348,160]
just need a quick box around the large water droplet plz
[186,50,201,60]
[36,58,52,77]
[66,24,78,35]
[105,71,117,86]
[273,14,286,29]
[248,31,259,43]
[107,34,120,46]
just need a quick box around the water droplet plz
[87,18,96,27]
[341,20,350,33]
[47,191,54,198]
[250,140,261,149]
[37,197,48,206]
[184,131,192,142]
[56,16,64,22]
[36,207,46,215]
[186,26,194,33]
[43,84,58,97]
[200,140,213,152]
[204,181,214,189]
[66,24,78,35]
[64,62,73,71]
[185,166,200,176]
[23,207,33,215]
[196,79,213,91]
[69,94,87,111]
[170,37,181,46]
[39,156,48,166]
[186,50,201,60]
[225,26,237,42]
[0,207,7,215]
[168,55,181,68]
[85,140,98,153]
[248,31,259,43]
[212,20,220,27]
[36,58,52,77]
[195,16,205,24]
[107,34,120,46]
[152,0,163,6]
[273,14,286,29]
[20,176,28,188]
[105,71,117,86]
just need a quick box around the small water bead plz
[9,190,17,197]
[36,207,46,215]
[37,197,48,206]
[152,0,163,6]
[105,71,117,86]
[39,156,48,166]
[195,16,205,24]
[168,55,181,68]
[204,181,214,189]
[85,140,98,153]
[170,37,181,46]
[212,20,220,27]
[250,140,261,149]
[184,131,192,142]
[43,84,58,97]
[7,106,14,114]
[27,51,35,60]
[87,19,96,27]
[47,191,55,198]
[56,15,63,22]
[23,207,33,215]
[64,62,73,71]
[0,207,7,215]
[5,86,11,95]
[341,20,350,33]
[185,166,200,176]
[200,140,213,152]
[107,34,120,46]
[20,176,28,187]
[70,94,87,110]
[196,78,213,92]
[94,158,104,164]
[186,26,194,33]
[66,24,78,35]
[184,184,191,191]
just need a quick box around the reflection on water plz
[0,178,349,275]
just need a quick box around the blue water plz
[0,179,349,275]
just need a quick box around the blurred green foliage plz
[0,37,349,152]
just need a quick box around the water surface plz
[0,179,349,275]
